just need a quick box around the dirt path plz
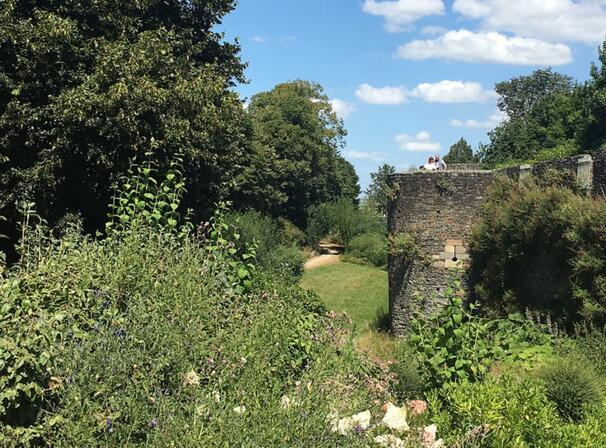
[304,254,341,270]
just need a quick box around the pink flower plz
[422,424,437,446]
[407,399,428,416]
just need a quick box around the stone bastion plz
[387,154,606,336]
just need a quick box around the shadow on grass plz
[370,307,391,334]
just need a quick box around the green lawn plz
[301,261,388,333]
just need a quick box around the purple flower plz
[149,419,158,429]
[106,417,112,433]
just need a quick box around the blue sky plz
[220,0,606,190]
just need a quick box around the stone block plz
[431,254,441,260]
[457,253,470,261]
[456,245,467,254]
[439,251,455,260]
[446,239,463,247]
[444,260,463,269]
[445,245,455,253]
[432,262,445,269]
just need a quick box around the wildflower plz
[233,405,246,415]
[331,410,371,435]
[182,370,200,387]
[381,403,409,433]
[105,417,112,433]
[374,434,406,448]
[407,399,427,416]
[240,357,247,365]
[149,419,158,429]
[422,424,444,447]
[280,395,292,410]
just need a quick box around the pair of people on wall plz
[422,155,447,171]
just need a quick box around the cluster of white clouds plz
[363,0,606,66]
[362,0,444,32]
[397,30,573,66]
[395,131,442,152]
[354,80,494,105]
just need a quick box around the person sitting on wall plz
[423,156,436,171]
[435,154,447,170]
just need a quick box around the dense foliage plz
[364,164,396,216]
[479,43,606,167]
[469,174,606,327]
[444,138,475,164]
[0,0,248,252]
[243,81,360,227]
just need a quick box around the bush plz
[266,244,305,282]
[409,294,552,390]
[470,174,606,328]
[541,357,604,422]
[428,375,562,447]
[346,232,387,268]
[0,226,373,447]
[306,199,385,247]
[390,343,424,401]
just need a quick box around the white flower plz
[233,405,246,415]
[280,395,292,410]
[330,410,372,435]
[381,403,409,433]
[374,434,406,448]
[182,370,200,387]
[423,424,444,447]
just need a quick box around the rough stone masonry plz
[387,154,606,336]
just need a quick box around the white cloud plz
[330,99,356,119]
[396,29,573,65]
[410,80,495,103]
[421,25,447,35]
[362,0,445,32]
[355,83,408,105]
[249,35,267,43]
[395,131,442,152]
[453,0,606,44]
[450,110,506,129]
[281,36,297,43]
[344,150,387,162]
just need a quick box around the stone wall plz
[388,153,606,335]
[387,170,494,335]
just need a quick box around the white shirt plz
[423,162,436,171]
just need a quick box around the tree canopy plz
[0,0,247,245]
[365,163,396,216]
[244,80,360,227]
[444,138,475,164]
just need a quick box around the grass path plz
[301,261,389,334]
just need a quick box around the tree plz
[0,0,247,250]
[444,138,475,164]
[246,80,359,227]
[481,68,578,166]
[365,163,396,215]
[495,68,574,120]
[576,40,606,153]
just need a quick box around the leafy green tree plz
[246,80,359,226]
[481,69,577,166]
[0,0,247,248]
[365,163,396,215]
[444,138,475,164]
[495,68,574,120]
[576,40,606,153]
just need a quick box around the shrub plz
[428,375,562,447]
[390,342,425,401]
[306,199,385,247]
[541,357,604,422]
[346,232,387,268]
[470,174,606,328]
[409,293,552,390]
[266,244,305,282]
